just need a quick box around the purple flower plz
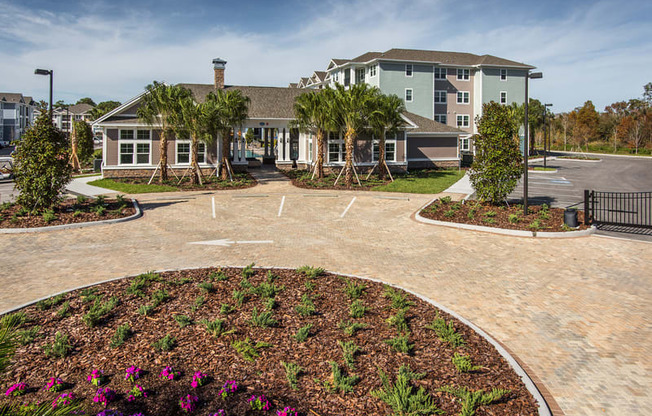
[96,411,123,416]
[44,377,64,392]
[52,392,75,408]
[126,384,147,402]
[88,369,104,386]
[93,387,116,407]
[218,380,238,399]
[159,366,178,380]
[4,382,27,397]
[125,366,143,383]
[277,407,298,416]
[191,371,207,388]
[209,411,227,416]
[179,394,199,413]
[248,394,270,411]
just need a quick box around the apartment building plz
[52,103,94,135]
[0,93,37,145]
[298,48,534,152]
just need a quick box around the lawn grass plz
[531,167,556,171]
[88,179,178,194]
[371,169,465,194]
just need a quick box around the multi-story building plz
[299,48,534,152]
[0,93,37,145]
[52,103,94,135]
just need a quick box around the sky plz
[0,0,650,113]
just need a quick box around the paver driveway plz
[1,169,650,416]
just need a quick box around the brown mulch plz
[420,198,588,232]
[115,173,257,191]
[1,267,540,416]
[0,198,136,229]
[283,170,392,191]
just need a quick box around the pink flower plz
[93,387,116,407]
[88,369,104,386]
[4,382,27,397]
[179,394,199,413]
[159,366,178,380]
[248,394,270,411]
[126,384,147,402]
[52,392,75,408]
[218,380,238,399]
[191,371,207,388]
[125,366,142,383]
[277,407,298,416]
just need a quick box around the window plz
[405,89,413,102]
[456,115,470,128]
[120,130,134,140]
[435,114,447,124]
[373,141,396,162]
[137,130,150,140]
[120,143,133,164]
[500,91,507,104]
[328,142,341,162]
[355,68,365,84]
[500,69,507,80]
[119,129,151,165]
[405,64,413,77]
[344,69,351,86]
[434,90,447,103]
[457,68,470,80]
[370,64,377,77]
[334,72,339,82]
[460,137,470,151]
[176,142,206,164]
[434,67,446,80]
[136,143,150,164]
[456,91,470,104]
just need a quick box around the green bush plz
[110,323,132,348]
[74,120,94,163]
[294,324,313,342]
[384,334,413,354]
[349,300,368,318]
[426,315,465,347]
[44,332,72,358]
[281,361,304,390]
[371,365,442,416]
[152,334,176,351]
[452,352,482,373]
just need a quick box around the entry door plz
[290,129,299,160]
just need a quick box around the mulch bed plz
[115,173,257,191]
[1,267,539,416]
[283,170,390,191]
[420,197,588,232]
[0,198,136,229]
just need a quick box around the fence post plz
[584,189,590,225]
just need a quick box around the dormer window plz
[406,64,413,77]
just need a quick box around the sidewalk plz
[65,175,116,197]
[444,172,474,197]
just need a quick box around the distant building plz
[52,103,94,135]
[0,93,37,144]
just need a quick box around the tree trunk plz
[190,134,201,185]
[220,129,233,181]
[160,129,168,183]
[316,129,325,179]
[378,128,387,181]
[344,126,355,188]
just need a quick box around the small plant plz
[440,196,452,204]
[342,279,366,300]
[94,195,106,206]
[386,308,410,333]
[323,361,359,394]
[538,210,550,220]
[338,320,368,336]
[191,296,205,312]
[467,210,475,220]
[87,369,105,387]
[138,305,154,316]
[295,293,316,317]
[384,334,413,354]
[281,361,304,390]
[444,209,455,218]
[232,337,272,362]
[508,213,520,224]
[297,265,325,279]
[172,277,193,286]
[439,386,510,416]
[0,311,30,327]
[452,353,482,373]
[242,262,256,278]
[151,289,170,307]
[110,323,132,348]
[561,223,573,231]
[125,366,143,383]
[349,300,368,318]
[16,326,40,345]
[56,301,71,319]
[294,324,313,342]
[36,294,65,311]
[4,382,27,397]
[43,332,72,358]
[191,371,208,388]
[426,314,465,347]
[116,194,127,205]
[218,380,238,399]
[232,289,245,307]
[304,280,316,291]
[93,387,116,406]
[153,334,176,352]
[266,270,278,282]
[248,394,271,411]
[264,298,277,310]
[179,394,199,413]
[220,303,235,315]
[94,205,107,216]
[127,384,147,402]
[338,340,361,369]
[482,217,496,224]
[175,314,193,328]
[210,270,229,281]
[528,219,542,230]
[80,287,99,301]
[277,407,298,416]
[201,318,233,338]
[250,281,285,299]
[198,281,214,293]
[83,296,119,327]
[383,286,414,310]
[159,366,180,380]
[42,209,57,223]
[44,377,65,392]
[72,209,82,217]
[484,210,497,217]
[52,392,76,408]
[370,365,442,416]
[451,202,463,211]
[239,277,253,290]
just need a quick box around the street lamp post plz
[543,103,553,168]
[34,68,53,117]
[523,71,543,215]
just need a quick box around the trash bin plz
[564,208,578,228]
[93,159,102,173]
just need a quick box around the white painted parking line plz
[341,197,356,218]
[302,194,339,198]
[232,194,269,198]
[374,196,410,200]
[211,197,216,219]
[189,239,273,247]
[278,196,285,217]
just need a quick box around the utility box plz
[93,159,102,173]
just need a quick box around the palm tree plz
[369,93,405,180]
[332,83,378,188]
[290,88,337,179]
[137,82,190,183]
[211,89,250,180]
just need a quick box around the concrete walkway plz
[1,174,650,416]
[65,175,117,197]
[444,171,474,196]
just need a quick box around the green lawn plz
[88,179,178,194]
[371,169,465,194]
[532,167,556,171]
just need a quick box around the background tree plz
[571,100,599,151]
[89,100,121,120]
[604,101,628,151]
[468,102,522,204]
[74,120,94,163]
[76,97,96,106]
[12,107,72,211]
[369,93,405,180]
[137,82,190,183]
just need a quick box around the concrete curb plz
[415,199,596,238]
[0,265,552,416]
[0,199,142,234]
[553,150,651,159]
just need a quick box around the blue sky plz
[0,0,650,112]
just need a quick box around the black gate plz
[584,190,652,228]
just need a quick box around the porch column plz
[262,128,267,157]
[282,128,287,161]
[232,127,238,162]
[240,125,246,162]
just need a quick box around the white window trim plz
[405,64,413,77]
[370,64,378,77]
[118,129,152,166]
[500,91,507,104]
[456,91,470,105]
[456,68,470,81]
[456,114,470,128]
[175,140,207,165]
[327,135,344,163]
[434,90,447,104]
[460,136,471,152]
[500,69,507,81]
[372,135,397,162]
[434,67,446,80]
[405,88,413,102]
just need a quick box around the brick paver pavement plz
[1,169,650,415]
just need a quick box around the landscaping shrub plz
[371,365,442,416]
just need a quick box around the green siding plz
[482,68,527,106]
[379,62,433,119]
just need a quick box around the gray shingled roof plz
[403,111,465,134]
[0,93,26,103]
[313,71,326,81]
[68,103,94,114]
[349,48,534,68]
[178,84,306,119]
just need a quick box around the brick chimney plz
[213,58,227,89]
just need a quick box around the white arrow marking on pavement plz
[278,195,285,217]
[341,197,356,218]
[211,197,216,219]
[188,239,274,247]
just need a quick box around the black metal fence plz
[584,190,652,228]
